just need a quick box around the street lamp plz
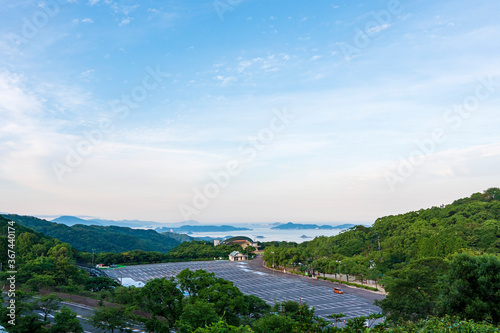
[271,251,275,276]
[246,247,249,269]
[338,261,341,286]
[310,264,313,286]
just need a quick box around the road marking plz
[105,260,381,320]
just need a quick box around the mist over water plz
[186,226,346,243]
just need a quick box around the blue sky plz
[1,0,499,223]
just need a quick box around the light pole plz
[310,264,313,286]
[271,251,275,276]
[338,261,341,286]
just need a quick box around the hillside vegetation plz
[0,214,90,294]
[263,187,500,324]
[3,214,182,253]
[1,196,500,331]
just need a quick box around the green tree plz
[90,306,134,333]
[244,294,271,319]
[27,274,56,292]
[436,253,500,324]
[0,292,47,333]
[141,277,183,329]
[384,315,500,332]
[176,300,219,333]
[6,314,48,333]
[327,312,346,326]
[177,269,249,326]
[344,316,368,333]
[35,294,61,321]
[51,306,84,333]
[193,319,254,333]
[271,300,300,317]
[113,286,142,305]
[252,314,296,333]
[197,278,248,326]
[85,276,120,292]
[177,269,216,297]
[376,257,449,322]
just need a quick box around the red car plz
[334,288,343,294]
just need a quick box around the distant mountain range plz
[3,214,190,253]
[156,225,252,233]
[271,222,357,230]
[50,215,200,228]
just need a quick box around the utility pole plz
[92,249,95,267]
[272,251,275,276]
[246,247,248,269]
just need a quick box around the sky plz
[0,0,499,224]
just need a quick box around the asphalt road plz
[105,256,384,322]
[2,295,145,333]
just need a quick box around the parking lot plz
[105,259,382,322]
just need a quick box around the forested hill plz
[0,214,91,293]
[302,187,500,261]
[371,187,500,260]
[262,188,500,324]
[3,214,183,253]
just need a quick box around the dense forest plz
[2,189,500,332]
[2,214,185,253]
[263,187,500,324]
[1,215,497,333]
[1,214,250,266]
[83,241,248,266]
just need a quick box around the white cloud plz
[79,69,95,82]
[237,60,252,73]
[119,17,132,26]
[0,72,69,193]
[81,18,93,24]
[215,75,236,86]
[122,5,140,15]
[367,23,391,34]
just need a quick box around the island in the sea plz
[156,225,252,233]
[271,222,356,230]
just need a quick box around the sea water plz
[185,226,345,243]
